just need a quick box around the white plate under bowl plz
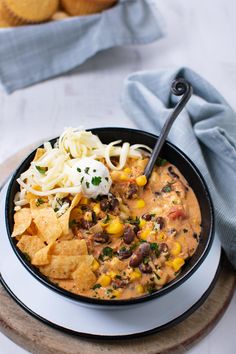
[0,182,221,338]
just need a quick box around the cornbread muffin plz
[61,0,117,16]
[2,0,59,24]
[0,0,12,27]
[51,11,69,21]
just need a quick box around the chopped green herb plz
[86,181,90,188]
[80,176,84,183]
[120,246,127,252]
[110,295,116,299]
[99,246,113,261]
[35,165,47,174]
[69,219,77,228]
[54,207,59,212]
[93,169,96,172]
[126,216,140,225]
[130,243,138,251]
[162,185,172,193]
[92,284,101,290]
[36,198,45,207]
[115,275,122,280]
[106,288,113,293]
[156,157,168,166]
[105,177,109,182]
[146,283,156,294]
[143,256,149,265]
[77,167,81,173]
[103,214,110,224]
[150,243,158,251]
[85,167,90,174]
[91,176,102,186]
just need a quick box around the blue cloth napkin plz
[0,0,164,94]
[122,67,236,269]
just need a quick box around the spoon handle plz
[144,78,193,180]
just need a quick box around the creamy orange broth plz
[15,156,201,300]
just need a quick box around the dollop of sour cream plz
[71,157,112,199]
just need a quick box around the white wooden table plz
[0,0,235,352]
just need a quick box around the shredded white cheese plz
[15,127,152,208]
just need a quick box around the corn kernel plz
[84,211,92,222]
[165,260,173,268]
[172,258,185,272]
[124,167,131,174]
[158,232,166,242]
[97,274,111,287]
[136,175,147,187]
[106,219,124,235]
[107,271,117,279]
[112,289,122,298]
[92,259,100,271]
[136,199,145,208]
[139,228,150,241]
[135,285,144,294]
[130,269,142,281]
[120,173,129,181]
[93,203,101,215]
[139,219,146,228]
[110,171,121,181]
[80,197,88,205]
[171,241,182,256]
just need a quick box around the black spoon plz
[144,78,193,180]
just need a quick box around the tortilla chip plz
[72,263,96,291]
[33,148,45,162]
[16,235,45,259]
[52,239,88,256]
[31,243,53,266]
[39,255,94,279]
[58,194,81,236]
[12,208,32,237]
[34,208,62,244]
[27,193,48,219]
[26,221,38,235]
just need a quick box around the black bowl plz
[5,127,214,306]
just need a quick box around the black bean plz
[126,183,138,199]
[100,195,119,212]
[93,232,109,243]
[92,211,97,223]
[80,220,94,230]
[138,242,151,257]
[109,195,119,211]
[123,226,135,244]
[159,243,169,253]
[100,198,110,212]
[118,248,132,259]
[129,252,143,267]
[133,225,140,235]
[139,263,153,273]
[155,216,165,230]
[142,213,152,221]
